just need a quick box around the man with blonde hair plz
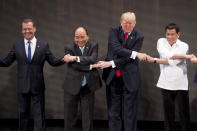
[99,12,146,131]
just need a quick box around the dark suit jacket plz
[63,41,102,95]
[0,39,64,94]
[194,71,197,83]
[103,26,144,92]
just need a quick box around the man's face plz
[166,29,180,45]
[74,28,88,47]
[22,22,36,40]
[121,18,135,33]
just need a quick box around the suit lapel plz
[126,30,136,47]
[120,30,125,46]
[74,43,82,56]
[83,42,90,56]
[31,39,40,62]
[19,40,29,63]
[73,42,90,56]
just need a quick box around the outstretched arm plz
[45,44,65,66]
[108,27,146,61]
[0,46,16,67]
[170,54,195,60]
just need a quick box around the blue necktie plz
[80,47,87,86]
[27,41,31,62]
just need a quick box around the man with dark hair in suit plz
[63,26,102,131]
[98,12,146,131]
[0,19,65,131]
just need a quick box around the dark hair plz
[22,19,36,27]
[74,26,89,36]
[165,23,180,33]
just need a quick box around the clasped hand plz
[63,54,77,62]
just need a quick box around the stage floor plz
[0,120,196,131]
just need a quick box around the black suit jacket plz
[63,41,102,95]
[103,26,144,92]
[0,39,64,94]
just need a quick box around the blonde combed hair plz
[120,12,136,24]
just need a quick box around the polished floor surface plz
[0,120,196,131]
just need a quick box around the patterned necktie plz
[27,41,31,62]
[116,33,128,77]
[80,47,87,86]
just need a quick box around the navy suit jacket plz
[102,26,144,92]
[194,71,197,83]
[0,38,64,94]
[63,41,102,95]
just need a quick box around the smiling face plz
[74,27,89,47]
[22,22,36,40]
[166,29,180,46]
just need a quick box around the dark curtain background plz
[0,0,197,121]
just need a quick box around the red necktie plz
[116,33,128,77]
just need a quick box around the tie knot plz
[27,41,31,45]
[125,33,128,37]
[80,47,84,54]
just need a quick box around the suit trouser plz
[162,89,190,131]
[64,85,94,131]
[18,92,45,131]
[106,76,138,131]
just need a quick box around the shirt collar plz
[24,36,37,45]
[170,39,180,47]
[127,32,131,36]
[79,46,85,50]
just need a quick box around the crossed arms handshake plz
[62,54,103,69]
[62,53,197,69]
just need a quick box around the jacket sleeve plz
[78,43,98,65]
[113,35,144,68]
[45,44,65,66]
[0,45,16,67]
[108,27,144,58]
[69,63,91,72]
[64,43,98,72]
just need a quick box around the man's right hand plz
[63,54,77,63]
[97,61,112,69]
[136,52,147,61]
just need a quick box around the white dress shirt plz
[24,36,37,59]
[156,38,189,91]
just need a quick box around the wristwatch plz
[154,58,158,63]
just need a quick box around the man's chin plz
[24,36,33,40]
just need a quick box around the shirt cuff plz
[76,56,80,62]
[130,51,137,59]
[110,61,116,68]
[90,65,92,70]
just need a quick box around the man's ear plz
[34,27,37,32]
[178,32,180,37]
